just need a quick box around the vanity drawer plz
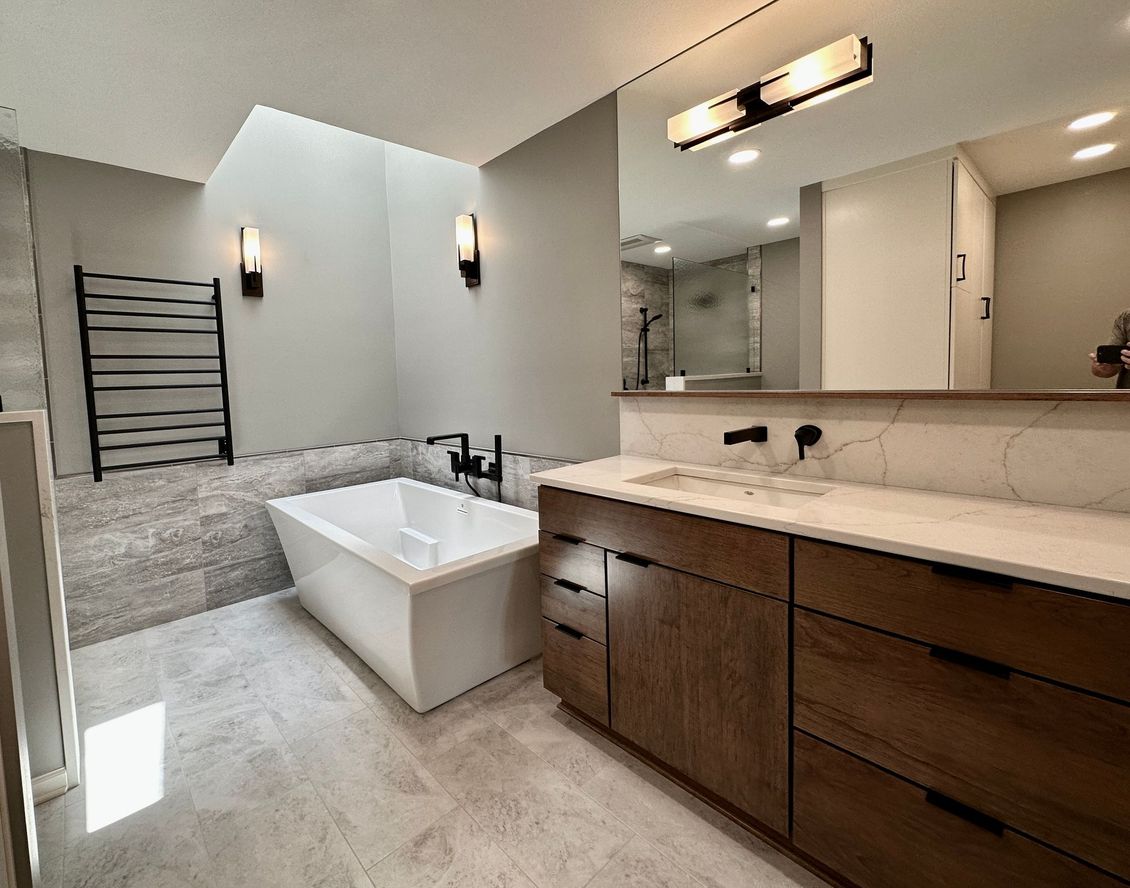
[542,618,608,726]
[538,487,789,599]
[538,531,605,595]
[794,610,1130,880]
[540,575,606,643]
[794,538,1130,701]
[793,732,1123,888]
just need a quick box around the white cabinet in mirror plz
[617,0,1130,395]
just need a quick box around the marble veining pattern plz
[533,454,1130,602]
[56,438,571,647]
[42,589,825,888]
[620,396,1130,514]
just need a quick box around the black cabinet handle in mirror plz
[981,296,992,320]
[551,533,585,545]
[615,552,652,568]
[552,623,584,640]
[553,578,586,594]
[956,252,967,282]
[924,790,1005,836]
[930,562,1013,589]
[929,645,1011,679]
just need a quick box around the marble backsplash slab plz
[55,438,571,647]
[620,396,1130,513]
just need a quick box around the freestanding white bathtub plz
[266,478,541,712]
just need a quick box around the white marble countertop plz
[531,455,1130,602]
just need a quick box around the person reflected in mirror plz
[1090,310,1130,388]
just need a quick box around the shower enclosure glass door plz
[672,257,753,377]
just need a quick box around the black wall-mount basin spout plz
[794,425,823,461]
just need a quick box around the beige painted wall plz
[992,166,1130,389]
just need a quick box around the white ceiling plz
[618,0,1130,267]
[0,0,759,182]
[965,109,1130,195]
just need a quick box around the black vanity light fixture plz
[240,226,263,297]
[456,213,480,287]
[668,34,874,152]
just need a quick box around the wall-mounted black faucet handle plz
[794,425,823,461]
[723,425,768,445]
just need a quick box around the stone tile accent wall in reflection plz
[620,261,672,390]
[55,438,571,647]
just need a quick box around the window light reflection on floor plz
[83,701,167,833]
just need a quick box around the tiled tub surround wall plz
[620,395,1130,513]
[619,260,672,388]
[0,108,47,411]
[56,439,571,647]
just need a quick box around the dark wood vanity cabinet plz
[537,486,1130,888]
[538,487,791,834]
[606,555,788,833]
[795,539,1130,886]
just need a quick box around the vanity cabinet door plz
[607,555,788,834]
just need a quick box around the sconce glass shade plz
[455,213,480,287]
[455,214,476,263]
[241,227,261,273]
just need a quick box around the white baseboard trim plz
[31,768,68,805]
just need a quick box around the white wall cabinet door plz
[822,159,953,390]
[949,159,995,388]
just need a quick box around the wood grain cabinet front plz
[541,618,608,726]
[538,531,606,596]
[607,554,789,834]
[794,732,1124,888]
[794,610,1130,881]
[540,575,606,643]
[794,538,1130,702]
[539,487,789,599]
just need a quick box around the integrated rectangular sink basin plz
[625,466,835,510]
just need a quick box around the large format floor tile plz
[426,724,633,888]
[56,588,830,888]
[292,709,457,868]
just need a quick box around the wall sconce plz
[241,226,263,297]
[668,34,874,151]
[455,213,480,287]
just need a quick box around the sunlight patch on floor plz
[83,702,167,833]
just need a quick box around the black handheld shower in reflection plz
[636,307,664,390]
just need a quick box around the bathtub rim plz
[266,477,539,595]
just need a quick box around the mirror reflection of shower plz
[635,306,663,389]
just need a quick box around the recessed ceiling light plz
[728,149,761,165]
[654,244,672,254]
[1073,143,1116,160]
[1068,111,1116,131]
[767,217,790,227]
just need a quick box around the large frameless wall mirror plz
[617,0,1130,393]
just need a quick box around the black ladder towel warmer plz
[74,265,235,481]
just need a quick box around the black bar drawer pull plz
[615,552,652,568]
[551,533,585,545]
[931,562,1013,589]
[553,578,586,594]
[552,623,584,640]
[956,253,967,282]
[929,646,1011,679]
[925,790,1005,836]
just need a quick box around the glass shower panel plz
[672,257,751,376]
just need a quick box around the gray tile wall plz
[55,439,570,648]
[620,261,672,390]
[0,108,47,411]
